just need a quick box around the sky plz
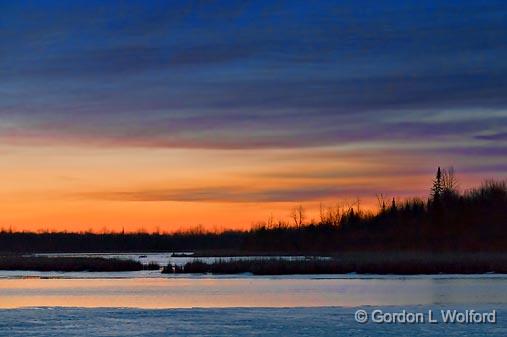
[1,0,506,232]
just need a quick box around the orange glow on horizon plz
[0,144,498,233]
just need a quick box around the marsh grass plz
[0,255,160,272]
[164,253,507,275]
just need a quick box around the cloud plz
[1,113,505,153]
[475,132,507,141]
[82,185,389,203]
[1,0,507,155]
[256,163,507,181]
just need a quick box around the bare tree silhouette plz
[290,204,306,227]
[442,166,458,195]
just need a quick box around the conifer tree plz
[431,167,443,202]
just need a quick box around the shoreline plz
[2,252,507,275]
[164,252,507,275]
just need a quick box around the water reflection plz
[1,277,506,309]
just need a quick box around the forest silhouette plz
[1,168,505,254]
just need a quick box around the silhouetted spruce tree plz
[429,167,445,235]
[431,167,443,203]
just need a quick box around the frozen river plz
[0,253,506,336]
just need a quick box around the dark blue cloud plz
[1,0,507,156]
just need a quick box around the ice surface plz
[0,306,505,337]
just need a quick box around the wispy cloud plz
[475,132,507,141]
[2,1,507,150]
[82,185,391,203]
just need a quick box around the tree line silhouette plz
[0,168,505,253]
